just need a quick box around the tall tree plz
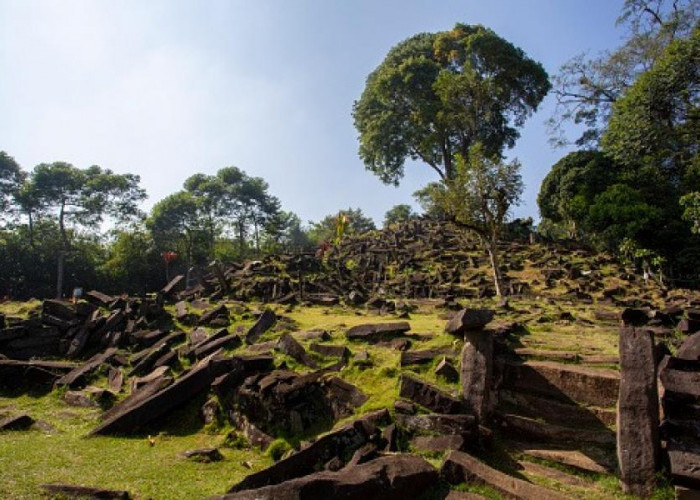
[27,162,146,298]
[429,144,523,297]
[601,23,700,193]
[183,166,282,257]
[353,23,549,184]
[549,0,699,147]
[148,191,203,286]
[0,151,25,226]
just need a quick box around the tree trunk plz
[443,141,454,180]
[237,219,246,256]
[56,200,69,299]
[56,251,65,299]
[185,236,193,289]
[27,211,35,247]
[253,219,260,254]
[486,238,505,297]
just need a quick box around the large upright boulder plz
[460,329,493,422]
[444,308,495,422]
[617,327,659,497]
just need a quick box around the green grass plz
[0,290,660,499]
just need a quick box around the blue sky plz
[0,0,624,227]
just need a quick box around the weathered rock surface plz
[668,439,700,488]
[435,357,459,382]
[0,413,35,431]
[617,327,659,497]
[277,334,318,368]
[499,413,615,445]
[441,451,568,500]
[0,359,78,387]
[182,447,223,462]
[234,370,332,436]
[677,332,700,361]
[215,454,437,500]
[55,348,118,389]
[41,483,131,499]
[501,360,620,407]
[245,309,276,344]
[460,330,493,422]
[227,409,390,493]
[309,343,349,359]
[400,348,451,367]
[345,322,410,342]
[498,390,615,428]
[445,309,494,336]
[399,374,465,414]
[396,413,476,437]
[410,434,465,452]
[91,354,229,435]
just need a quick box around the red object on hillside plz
[316,241,331,259]
[161,251,178,263]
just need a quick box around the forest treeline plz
[0,155,380,299]
[1,0,699,298]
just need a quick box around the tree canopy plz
[537,150,621,236]
[308,208,376,245]
[601,22,700,194]
[549,0,700,147]
[353,23,550,185]
[383,204,418,227]
[0,152,24,221]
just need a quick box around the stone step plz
[442,450,568,500]
[500,360,619,407]
[517,460,590,488]
[399,374,465,414]
[667,439,700,488]
[498,390,616,428]
[580,355,619,365]
[507,441,615,474]
[499,413,616,445]
[512,348,578,362]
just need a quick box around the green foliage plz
[222,431,250,450]
[308,208,376,245]
[148,191,205,272]
[435,144,523,240]
[182,166,283,258]
[262,211,313,253]
[537,150,621,237]
[602,23,700,194]
[0,151,24,220]
[586,184,664,251]
[29,162,146,246]
[681,191,700,233]
[383,204,417,227]
[353,23,549,184]
[100,229,163,294]
[413,183,447,220]
[0,220,106,298]
[266,438,292,461]
[549,0,700,147]
[428,143,523,296]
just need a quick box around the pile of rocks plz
[659,331,700,494]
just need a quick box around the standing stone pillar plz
[460,330,493,422]
[445,308,495,423]
[617,326,659,497]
